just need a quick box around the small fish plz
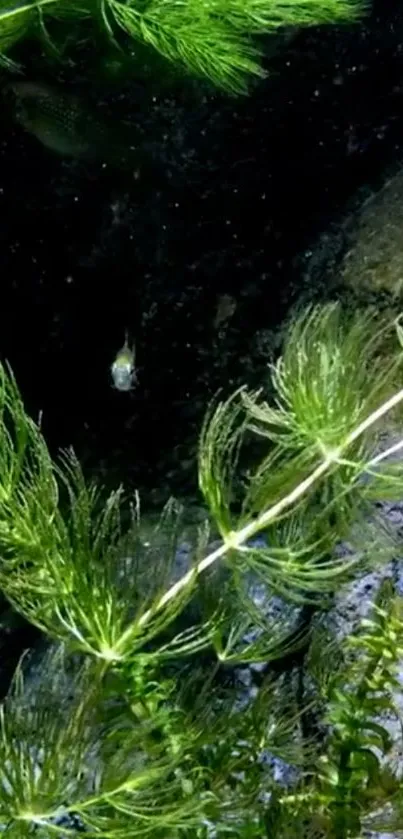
[4,81,143,167]
[111,332,137,392]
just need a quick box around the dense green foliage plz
[0,302,403,836]
[0,0,368,92]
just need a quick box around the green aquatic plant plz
[0,0,369,92]
[1,301,403,835]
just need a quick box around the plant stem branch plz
[134,386,403,633]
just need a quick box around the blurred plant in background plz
[0,0,369,92]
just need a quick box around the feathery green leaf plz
[0,0,370,92]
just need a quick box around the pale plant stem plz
[114,386,403,651]
[368,437,403,466]
[1,0,59,26]
[346,387,403,444]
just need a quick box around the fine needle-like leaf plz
[0,299,403,836]
[0,371,201,661]
[0,0,369,92]
[0,644,208,837]
[0,300,401,661]
[0,646,99,829]
[197,305,403,600]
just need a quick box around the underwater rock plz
[338,166,403,299]
[296,160,403,313]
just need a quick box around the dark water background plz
[0,0,402,510]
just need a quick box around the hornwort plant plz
[0,0,368,92]
[0,302,403,836]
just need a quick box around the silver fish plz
[111,332,137,392]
